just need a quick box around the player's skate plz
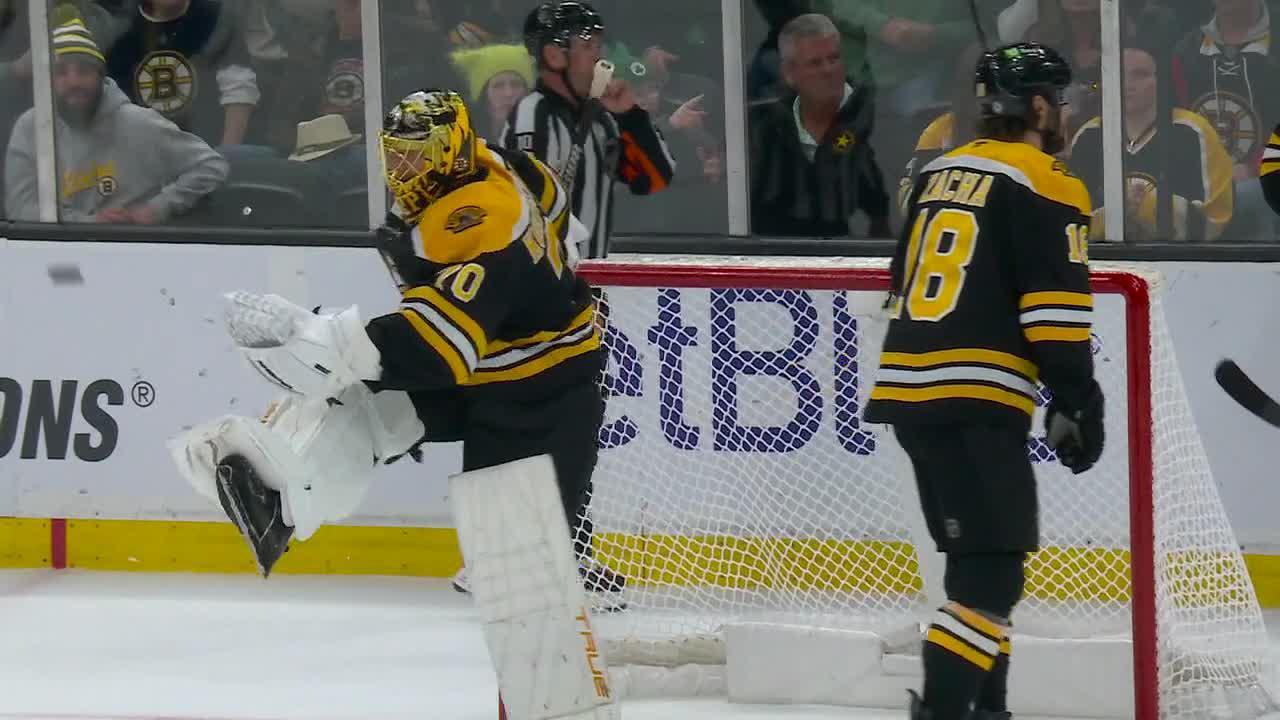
[214,452,293,578]
[971,712,1011,719]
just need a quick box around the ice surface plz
[1,570,1276,720]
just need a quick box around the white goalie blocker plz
[451,455,619,720]
[168,291,424,539]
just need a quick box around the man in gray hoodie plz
[4,14,228,223]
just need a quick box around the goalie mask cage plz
[552,257,1278,720]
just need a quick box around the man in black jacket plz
[749,13,892,238]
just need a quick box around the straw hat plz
[288,114,362,162]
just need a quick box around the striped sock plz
[977,636,1012,713]
[922,602,1009,719]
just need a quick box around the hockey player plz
[863,43,1105,720]
[169,89,624,605]
[1261,123,1280,215]
[501,0,675,260]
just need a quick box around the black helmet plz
[523,1,605,60]
[975,42,1072,119]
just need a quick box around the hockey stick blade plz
[1215,360,1280,428]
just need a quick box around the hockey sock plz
[976,636,1011,713]
[923,602,1009,719]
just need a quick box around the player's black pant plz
[893,422,1036,719]
[893,422,1038,556]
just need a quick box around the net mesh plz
[572,257,1278,718]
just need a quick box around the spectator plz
[592,0,723,86]
[820,0,999,185]
[203,112,363,226]
[313,0,364,133]
[450,42,534,139]
[1070,45,1234,242]
[241,0,334,149]
[106,0,260,149]
[1173,0,1280,181]
[749,13,891,239]
[1,1,130,216]
[380,0,459,108]
[615,42,723,186]
[5,15,228,222]
[1171,0,1280,240]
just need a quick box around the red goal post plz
[563,256,1276,719]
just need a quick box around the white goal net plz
[573,256,1278,720]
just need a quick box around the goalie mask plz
[380,89,479,219]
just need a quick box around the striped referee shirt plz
[500,82,675,259]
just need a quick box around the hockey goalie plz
[169,89,620,720]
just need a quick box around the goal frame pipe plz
[577,261,1159,720]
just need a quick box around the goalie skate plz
[215,453,294,578]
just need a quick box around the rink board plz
[4,241,1280,606]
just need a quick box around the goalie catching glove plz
[224,291,383,399]
[1045,378,1105,474]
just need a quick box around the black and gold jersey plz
[864,138,1097,429]
[898,112,959,216]
[1069,109,1233,241]
[365,140,602,406]
[1260,124,1280,215]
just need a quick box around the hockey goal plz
[567,256,1279,720]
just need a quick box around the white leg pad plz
[169,384,424,540]
[450,455,619,720]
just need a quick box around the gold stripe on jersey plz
[1019,291,1093,344]
[880,348,1038,379]
[399,309,471,384]
[869,383,1036,416]
[402,286,488,356]
[926,139,1091,216]
[1261,127,1280,177]
[1024,326,1092,343]
[1019,291,1093,310]
[467,326,600,386]
[487,305,595,354]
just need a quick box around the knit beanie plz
[51,7,105,67]
[450,43,535,103]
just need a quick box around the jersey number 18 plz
[892,208,979,322]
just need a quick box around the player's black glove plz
[1046,379,1104,474]
[374,214,433,287]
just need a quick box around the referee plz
[501,1,675,259]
